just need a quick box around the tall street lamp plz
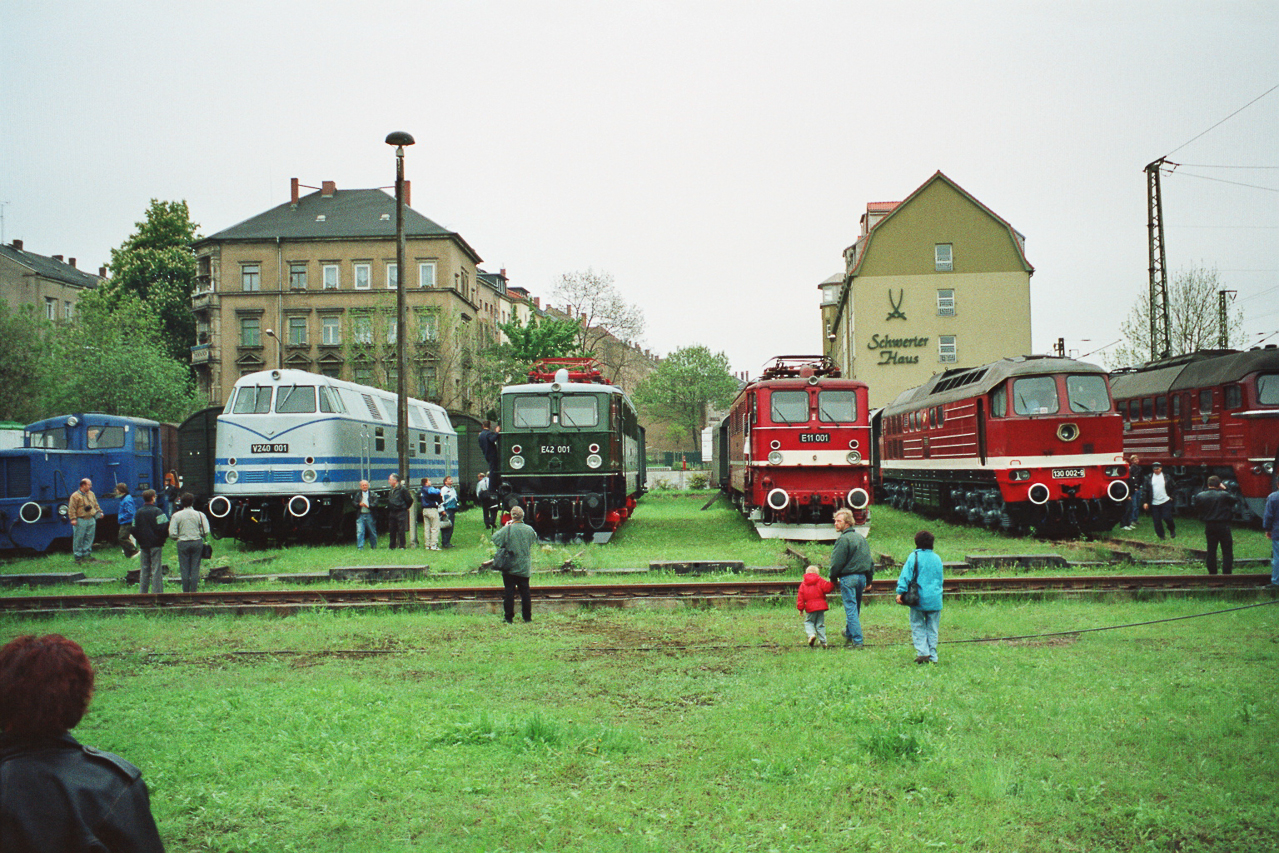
[386,131,415,480]
[264,328,283,370]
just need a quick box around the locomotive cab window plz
[232,386,273,414]
[318,386,342,413]
[1156,396,1168,419]
[513,396,551,429]
[1171,396,1180,418]
[1258,374,1279,405]
[134,429,151,452]
[990,386,1007,418]
[1224,385,1242,409]
[560,396,599,428]
[1066,375,1110,413]
[375,427,385,452]
[770,390,809,424]
[817,390,857,423]
[1012,376,1059,415]
[1199,390,1213,415]
[275,385,317,414]
[29,428,68,449]
[87,426,125,449]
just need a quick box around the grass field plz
[3,493,1277,851]
[3,597,1276,852]
[2,492,1272,593]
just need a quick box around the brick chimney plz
[10,239,21,251]
[321,180,336,197]
[533,296,540,308]
[69,258,76,268]
[291,178,300,206]
[99,266,107,277]
[53,255,64,262]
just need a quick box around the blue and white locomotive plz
[0,414,167,553]
[208,369,458,544]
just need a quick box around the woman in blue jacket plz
[896,530,944,664]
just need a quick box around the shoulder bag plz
[899,550,921,607]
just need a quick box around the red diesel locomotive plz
[1109,347,1279,522]
[712,356,872,540]
[875,355,1129,535]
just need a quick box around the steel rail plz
[0,574,1271,615]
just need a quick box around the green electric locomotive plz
[497,359,645,542]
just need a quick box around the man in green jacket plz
[828,508,874,648]
[492,505,538,623]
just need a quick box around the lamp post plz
[386,131,415,480]
[264,328,283,370]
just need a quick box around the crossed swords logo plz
[886,289,907,321]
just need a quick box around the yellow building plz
[0,239,104,321]
[822,172,1033,409]
[191,179,499,415]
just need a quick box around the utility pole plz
[1218,290,1236,349]
[1146,158,1172,361]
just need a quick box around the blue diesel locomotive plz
[0,414,168,553]
[208,369,458,544]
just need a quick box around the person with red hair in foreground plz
[0,634,164,852]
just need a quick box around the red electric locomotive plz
[712,356,872,540]
[1109,347,1279,522]
[875,355,1129,535]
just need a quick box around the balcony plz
[190,343,212,365]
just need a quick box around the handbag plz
[491,545,511,572]
[899,550,921,607]
[201,541,213,560]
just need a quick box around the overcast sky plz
[3,1,1276,376]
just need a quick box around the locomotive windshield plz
[1012,376,1058,415]
[275,385,316,414]
[1259,374,1279,405]
[513,396,551,428]
[231,386,273,414]
[817,390,857,423]
[771,390,808,424]
[86,426,126,449]
[1066,375,1111,413]
[28,427,67,449]
[560,396,599,428]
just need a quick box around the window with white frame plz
[419,312,439,342]
[321,316,341,346]
[287,316,307,346]
[386,262,398,289]
[289,263,307,289]
[323,264,339,289]
[934,243,953,272]
[354,263,371,290]
[419,261,436,288]
[45,298,57,320]
[64,301,73,321]
[386,318,397,345]
[241,263,261,291]
[353,315,373,344]
[937,288,955,316]
[939,335,957,363]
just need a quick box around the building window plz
[320,363,341,379]
[289,263,307,289]
[241,263,261,291]
[45,298,57,320]
[386,365,398,388]
[353,315,373,344]
[419,313,439,342]
[353,364,373,385]
[419,261,436,288]
[287,316,307,346]
[939,335,957,363]
[419,366,439,398]
[323,264,339,289]
[354,263,371,290]
[934,244,953,272]
[241,317,261,347]
[322,316,341,346]
[937,289,955,316]
[386,319,397,345]
[64,301,73,321]
[386,263,398,289]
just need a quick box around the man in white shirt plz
[1142,461,1177,540]
[354,480,377,550]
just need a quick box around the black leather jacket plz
[1193,488,1237,524]
[0,732,164,852]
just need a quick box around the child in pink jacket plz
[796,564,835,647]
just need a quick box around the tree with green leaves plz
[0,302,55,423]
[102,200,201,365]
[1110,264,1244,369]
[634,345,740,450]
[477,313,588,417]
[44,291,201,423]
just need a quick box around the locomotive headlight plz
[768,451,783,465]
[586,454,603,469]
[846,451,862,464]
[1103,465,1124,477]
[226,470,240,485]
[302,469,317,484]
[509,455,526,470]
[588,443,600,454]
[57,503,69,519]
[1011,469,1031,481]
[1265,462,1275,474]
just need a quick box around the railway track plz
[0,574,1271,616]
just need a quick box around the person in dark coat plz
[131,489,169,593]
[386,474,413,550]
[0,634,165,852]
[478,421,500,491]
[1193,475,1237,574]
[828,507,874,648]
[492,504,538,623]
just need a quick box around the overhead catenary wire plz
[1162,84,1279,159]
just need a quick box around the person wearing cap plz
[1193,475,1236,574]
[1142,461,1176,540]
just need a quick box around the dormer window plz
[934,243,953,272]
